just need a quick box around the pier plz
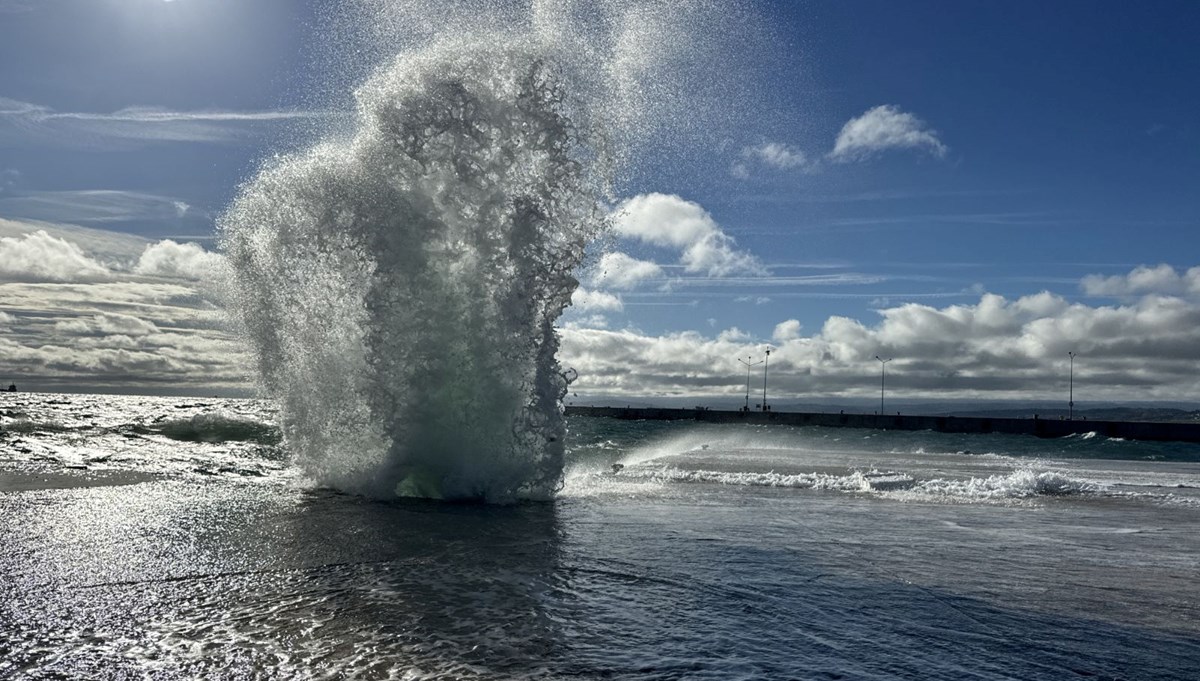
[565,406,1200,444]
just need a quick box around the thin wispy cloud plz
[732,141,816,178]
[0,190,201,225]
[0,0,37,13]
[664,273,889,287]
[0,97,333,149]
[830,105,947,162]
[0,167,18,192]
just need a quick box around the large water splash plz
[219,1,757,501]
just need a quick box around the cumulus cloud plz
[0,230,111,282]
[570,287,624,312]
[612,193,766,277]
[591,251,664,289]
[0,222,249,394]
[2,279,250,394]
[68,313,160,336]
[561,314,611,330]
[830,105,947,162]
[1081,264,1200,298]
[717,327,753,342]
[561,286,1200,402]
[134,240,226,280]
[773,319,802,342]
[0,217,150,264]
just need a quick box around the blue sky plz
[1,0,1198,402]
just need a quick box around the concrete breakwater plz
[565,406,1200,444]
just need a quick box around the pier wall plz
[564,406,1200,444]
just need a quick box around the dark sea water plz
[2,392,1199,679]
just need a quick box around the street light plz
[737,355,763,412]
[761,348,773,411]
[875,355,892,415]
[1068,351,1076,420]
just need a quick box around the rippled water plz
[2,392,1199,679]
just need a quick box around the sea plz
[1,392,1198,680]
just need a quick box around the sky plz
[1,0,1199,405]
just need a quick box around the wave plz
[148,414,282,445]
[217,2,751,502]
[599,465,1101,503]
[0,419,75,434]
[908,468,1096,500]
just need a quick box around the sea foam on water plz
[218,1,750,501]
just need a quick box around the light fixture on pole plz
[1068,351,1076,420]
[761,348,772,411]
[737,355,763,412]
[875,355,892,415]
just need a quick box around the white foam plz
[587,463,1107,505]
[218,3,762,502]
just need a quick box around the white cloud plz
[0,1,37,13]
[561,285,1200,402]
[740,142,813,173]
[735,295,772,305]
[570,287,624,312]
[561,314,611,330]
[134,240,226,280]
[1081,264,1200,298]
[0,230,112,282]
[2,278,249,394]
[0,190,203,225]
[732,142,817,178]
[54,313,159,337]
[591,251,664,289]
[612,193,766,277]
[0,168,19,193]
[0,217,150,264]
[830,105,947,162]
[0,220,249,394]
[0,97,333,149]
[717,327,753,342]
[773,319,802,342]
[95,313,160,336]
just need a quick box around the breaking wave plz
[219,2,755,501]
[150,415,282,445]
[593,465,1101,504]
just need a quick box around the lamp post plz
[737,355,763,411]
[1068,351,1076,420]
[761,348,772,411]
[875,355,892,415]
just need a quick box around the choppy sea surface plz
[2,392,1198,680]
